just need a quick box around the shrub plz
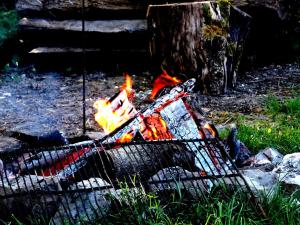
[0,9,18,47]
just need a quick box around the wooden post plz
[147,1,251,95]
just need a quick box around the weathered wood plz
[147,1,251,95]
[15,0,293,20]
[19,18,147,33]
[19,18,149,51]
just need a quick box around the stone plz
[0,175,61,220]
[68,177,110,190]
[0,136,25,153]
[251,148,283,169]
[148,167,211,199]
[50,178,112,225]
[273,153,300,191]
[16,0,44,12]
[0,175,61,196]
[241,169,279,193]
[50,190,112,225]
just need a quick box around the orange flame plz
[204,123,217,138]
[94,74,134,134]
[150,70,181,100]
[116,132,134,143]
[121,73,134,99]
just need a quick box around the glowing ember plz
[116,132,134,143]
[150,70,181,100]
[140,114,173,140]
[94,74,136,134]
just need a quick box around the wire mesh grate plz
[0,138,257,224]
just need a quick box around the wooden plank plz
[19,18,147,33]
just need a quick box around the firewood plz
[103,79,196,143]
[19,150,71,174]
[58,143,196,184]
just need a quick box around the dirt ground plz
[0,63,299,139]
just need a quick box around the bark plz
[148,1,251,95]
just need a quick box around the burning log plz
[18,150,72,174]
[103,79,195,143]
[147,1,251,95]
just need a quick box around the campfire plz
[0,72,254,224]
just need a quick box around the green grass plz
[5,187,297,225]
[0,9,18,46]
[220,96,300,155]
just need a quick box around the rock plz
[0,136,25,153]
[0,175,61,196]
[50,190,112,224]
[251,148,283,169]
[273,153,300,191]
[0,175,61,220]
[241,169,278,193]
[148,167,211,199]
[16,0,44,12]
[69,177,110,190]
[50,178,112,225]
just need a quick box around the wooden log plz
[147,1,251,95]
[63,143,197,184]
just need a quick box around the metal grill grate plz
[0,138,257,224]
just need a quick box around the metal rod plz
[82,0,86,134]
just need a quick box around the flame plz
[117,132,134,143]
[121,73,134,99]
[150,70,181,100]
[204,123,217,138]
[94,74,134,134]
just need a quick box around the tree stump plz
[147,1,251,95]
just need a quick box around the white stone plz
[252,148,283,166]
[273,153,300,191]
[241,169,279,193]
